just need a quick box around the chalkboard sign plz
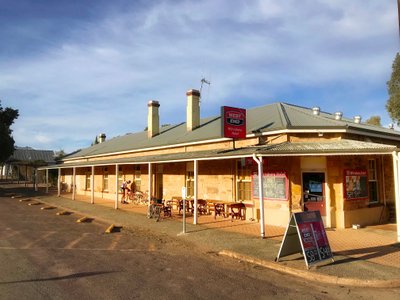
[276,211,334,268]
[344,170,368,200]
[252,171,288,200]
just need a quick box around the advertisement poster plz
[276,210,333,268]
[344,169,368,200]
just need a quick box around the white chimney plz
[186,89,201,131]
[98,133,106,143]
[334,112,343,120]
[148,100,160,138]
[312,106,320,115]
[354,115,362,124]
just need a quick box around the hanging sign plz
[276,210,334,269]
[221,106,246,139]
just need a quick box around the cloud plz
[1,0,398,152]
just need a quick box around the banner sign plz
[276,210,334,269]
[221,106,246,139]
[344,169,368,200]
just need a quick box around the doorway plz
[302,172,326,218]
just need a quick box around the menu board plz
[276,210,334,268]
[252,171,288,200]
[344,170,368,200]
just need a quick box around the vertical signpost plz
[276,210,334,269]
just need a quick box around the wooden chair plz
[230,203,246,221]
[163,203,172,217]
[214,203,227,219]
[197,199,208,215]
[179,199,193,215]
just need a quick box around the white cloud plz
[1,0,398,152]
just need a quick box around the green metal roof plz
[43,139,397,170]
[64,102,400,160]
[7,147,55,165]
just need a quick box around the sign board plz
[252,171,288,200]
[221,106,246,139]
[276,211,334,269]
[344,169,368,200]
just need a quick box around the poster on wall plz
[344,169,368,200]
[252,171,288,200]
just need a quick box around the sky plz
[0,0,399,154]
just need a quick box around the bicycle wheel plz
[147,204,154,219]
[155,205,162,222]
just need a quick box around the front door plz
[302,172,326,217]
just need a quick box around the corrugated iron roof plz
[44,140,396,169]
[8,147,55,164]
[65,102,400,160]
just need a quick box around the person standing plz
[121,180,128,204]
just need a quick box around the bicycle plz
[128,190,149,205]
[147,200,163,222]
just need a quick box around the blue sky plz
[1,0,399,153]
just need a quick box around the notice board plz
[276,210,334,268]
[252,171,288,200]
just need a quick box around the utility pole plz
[398,0,400,38]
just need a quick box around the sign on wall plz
[276,210,334,269]
[344,169,368,200]
[252,171,288,200]
[221,106,246,139]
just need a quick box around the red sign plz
[221,106,246,139]
[276,210,334,268]
[294,211,333,266]
[343,169,368,200]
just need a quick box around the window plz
[117,172,123,190]
[134,170,141,192]
[186,171,194,198]
[236,160,252,201]
[368,159,378,203]
[85,172,91,190]
[103,172,109,192]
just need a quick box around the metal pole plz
[182,186,187,234]
[253,154,265,239]
[396,153,400,242]
[148,163,152,210]
[57,168,61,197]
[72,167,76,200]
[115,164,119,209]
[45,168,49,193]
[193,159,198,225]
[91,165,95,204]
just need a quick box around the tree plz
[0,101,19,163]
[365,116,382,126]
[386,53,400,124]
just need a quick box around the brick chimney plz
[148,100,160,138]
[98,133,106,143]
[186,89,201,131]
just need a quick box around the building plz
[2,147,55,183]
[40,89,400,240]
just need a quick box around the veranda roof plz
[40,140,397,170]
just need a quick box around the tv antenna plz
[200,77,211,97]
